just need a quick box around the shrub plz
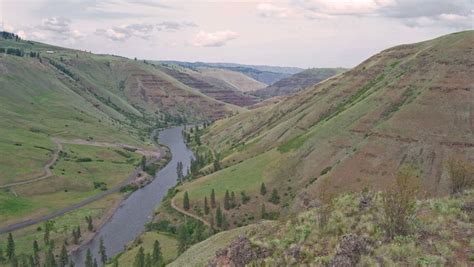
[382,166,419,238]
[447,157,473,195]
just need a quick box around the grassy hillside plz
[172,189,473,265]
[159,60,303,85]
[251,67,346,99]
[170,31,474,233]
[158,63,259,106]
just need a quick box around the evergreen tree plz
[32,240,40,266]
[261,204,266,219]
[216,205,223,228]
[269,189,280,204]
[183,191,190,210]
[45,245,56,267]
[230,191,236,208]
[93,258,98,267]
[85,249,93,267]
[10,256,18,267]
[177,225,189,254]
[260,182,267,195]
[224,190,230,210]
[151,240,163,266]
[6,233,15,260]
[210,189,216,208]
[204,197,210,215]
[213,159,220,172]
[60,244,69,267]
[140,156,146,170]
[85,216,94,231]
[99,237,107,265]
[133,247,145,267]
[144,253,152,267]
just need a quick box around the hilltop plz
[251,68,346,99]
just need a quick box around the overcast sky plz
[0,0,472,68]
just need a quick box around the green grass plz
[169,222,274,266]
[0,193,122,260]
[176,150,278,205]
[110,232,178,266]
[0,144,141,226]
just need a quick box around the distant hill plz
[251,68,346,99]
[159,61,303,85]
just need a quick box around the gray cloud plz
[287,0,473,28]
[96,23,154,41]
[156,21,197,32]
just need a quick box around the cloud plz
[257,3,293,18]
[156,21,197,32]
[10,17,85,44]
[259,0,473,28]
[38,17,71,34]
[96,23,154,41]
[192,30,239,47]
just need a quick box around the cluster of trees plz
[1,31,21,40]
[84,238,107,267]
[0,47,25,57]
[48,59,78,81]
[132,240,164,267]
[260,182,280,204]
[0,232,72,267]
[176,220,210,254]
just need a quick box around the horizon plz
[1,0,472,68]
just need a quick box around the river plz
[71,126,194,265]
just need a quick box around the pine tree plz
[45,244,56,267]
[85,249,93,267]
[32,240,40,266]
[141,156,146,170]
[152,240,163,266]
[260,182,267,195]
[144,253,152,267]
[60,244,69,267]
[183,191,190,210]
[93,258,98,267]
[99,237,107,265]
[230,191,236,208]
[216,205,223,228]
[177,225,189,254]
[85,216,94,231]
[204,197,210,215]
[134,246,145,267]
[6,233,15,260]
[261,204,266,219]
[210,189,216,208]
[224,190,230,210]
[269,189,280,204]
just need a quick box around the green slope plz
[172,31,474,231]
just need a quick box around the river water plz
[71,126,193,265]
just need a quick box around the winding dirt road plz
[0,139,63,189]
[171,196,210,226]
[0,140,161,234]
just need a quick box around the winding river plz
[71,126,194,265]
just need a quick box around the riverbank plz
[70,126,195,266]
